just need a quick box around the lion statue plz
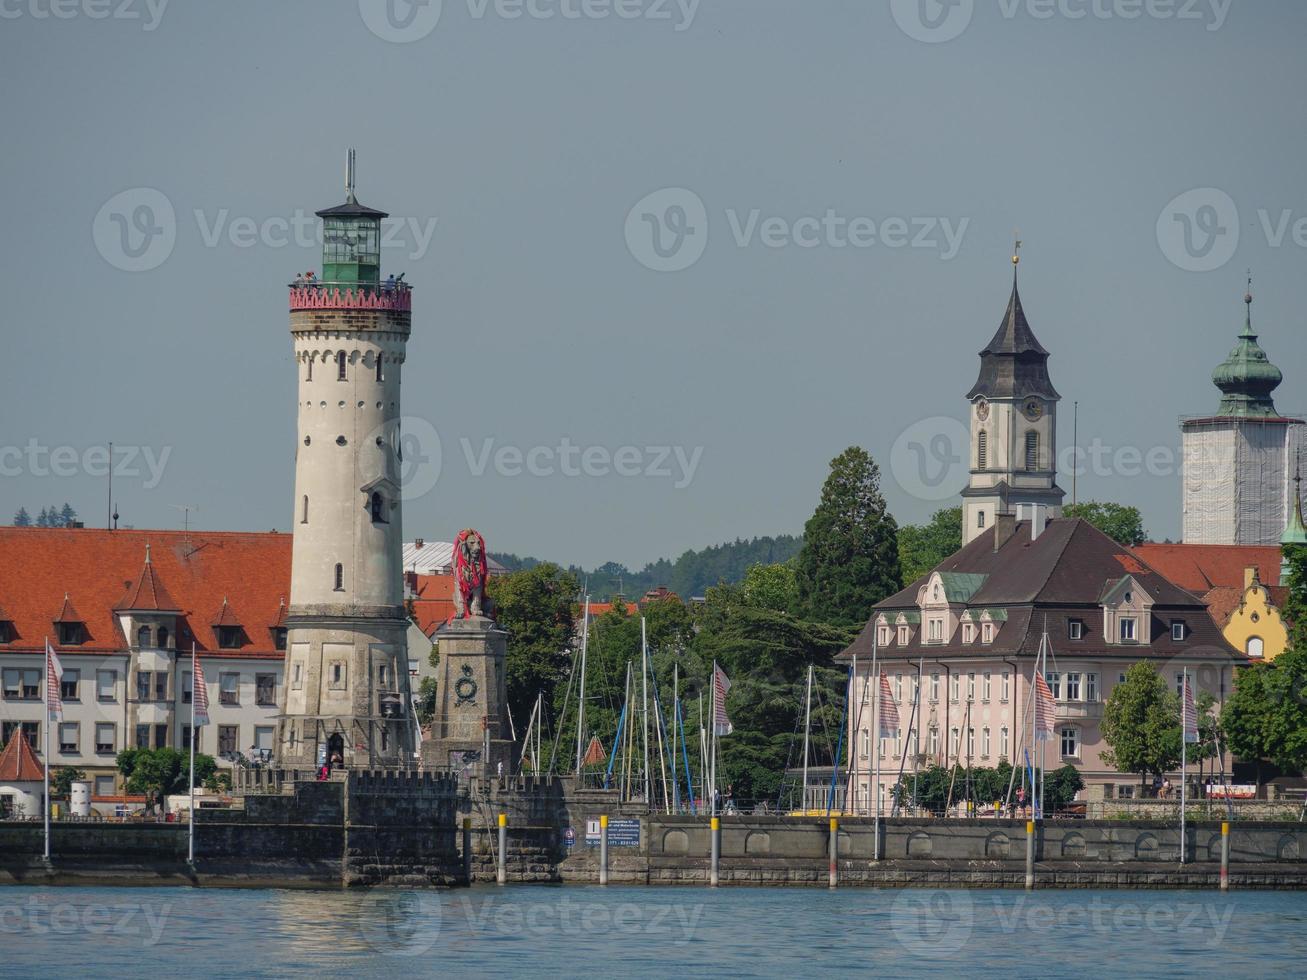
[453,528,489,619]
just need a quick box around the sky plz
[1,0,1304,569]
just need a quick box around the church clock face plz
[975,399,990,421]
[1022,398,1043,420]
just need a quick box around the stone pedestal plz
[421,616,515,776]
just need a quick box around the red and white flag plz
[45,639,63,722]
[1182,672,1199,744]
[877,670,899,738]
[712,662,733,736]
[192,645,211,728]
[1034,671,1056,741]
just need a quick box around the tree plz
[1100,662,1181,789]
[897,506,962,584]
[59,503,77,527]
[486,562,581,733]
[1045,764,1085,810]
[1223,647,1307,782]
[52,767,86,799]
[414,676,437,728]
[36,507,52,527]
[740,561,799,614]
[116,747,217,811]
[795,447,902,628]
[1064,501,1147,546]
[1280,542,1307,652]
[12,507,31,527]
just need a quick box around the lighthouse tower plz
[277,152,415,770]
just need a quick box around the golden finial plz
[1012,231,1022,266]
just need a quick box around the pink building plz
[838,513,1245,812]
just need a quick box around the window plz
[182,725,197,751]
[254,726,274,756]
[329,662,346,690]
[949,674,959,702]
[930,673,940,702]
[860,729,870,759]
[337,350,347,380]
[95,723,115,754]
[306,357,313,381]
[982,623,994,644]
[928,618,942,643]
[274,628,288,651]
[96,669,117,702]
[1247,637,1265,659]
[1068,620,1083,640]
[375,355,384,382]
[982,672,991,702]
[967,672,976,702]
[58,622,83,645]
[966,728,975,759]
[977,511,986,530]
[877,625,891,647]
[1065,672,1081,701]
[370,491,387,524]
[134,724,150,749]
[977,430,988,470]
[218,725,238,756]
[1025,431,1039,471]
[60,669,79,702]
[1119,672,1127,684]
[154,672,167,701]
[1060,726,1079,758]
[1001,671,1010,702]
[183,671,193,705]
[136,671,150,701]
[0,621,9,644]
[334,564,344,591]
[1000,726,1009,759]
[928,727,940,756]
[1086,673,1098,703]
[255,673,276,706]
[1175,673,1185,698]
[1120,618,1137,642]
[59,722,79,754]
[962,622,975,644]
[301,495,309,524]
[292,663,303,691]
[219,672,239,705]
[218,626,241,650]
[158,627,169,649]
[380,727,390,753]
[94,775,115,796]
[894,673,903,703]
[378,664,390,689]
[4,668,41,700]
[1046,671,1061,700]
[950,727,960,756]
[137,625,152,649]
[1171,620,1186,641]
[982,727,991,758]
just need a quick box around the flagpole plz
[43,636,51,862]
[871,635,880,830]
[800,664,813,814]
[710,662,718,818]
[1181,668,1188,864]
[189,642,197,864]
[849,654,858,816]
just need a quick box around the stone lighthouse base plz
[421,616,516,777]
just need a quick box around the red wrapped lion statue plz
[453,528,489,619]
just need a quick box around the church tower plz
[276,152,415,770]
[961,247,1064,545]
[1181,282,1303,546]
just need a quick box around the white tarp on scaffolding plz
[1182,419,1302,545]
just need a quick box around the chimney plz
[415,537,424,549]
[993,511,1017,552]
[1030,503,1046,541]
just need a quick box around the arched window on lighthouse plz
[334,563,344,591]
[977,430,988,470]
[370,491,387,524]
[337,351,347,381]
[306,357,313,381]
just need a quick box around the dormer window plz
[1068,620,1083,641]
[962,622,975,644]
[1119,618,1137,642]
[981,622,994,644]
[877,624,891,647]
[1170,620,1186,642]
[897,625,909,645]
[58,622,84,646]
[0,620,11,644]
[218,626,242,650]
[273,628,288,651]
[928,618,943,643]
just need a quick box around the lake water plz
[0,885,1301,977]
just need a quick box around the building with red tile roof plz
[1131,543,1283,592]
[0,731,46,818]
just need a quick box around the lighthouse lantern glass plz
[322,215,381,286]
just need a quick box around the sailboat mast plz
[575,595,590,777]
[641,619,651,807]
[801,664,813,813]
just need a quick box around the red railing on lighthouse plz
[289,282,412,312]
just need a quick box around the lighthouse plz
[276,151,415,770]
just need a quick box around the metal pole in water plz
[462,817,472,884]
[710,816,720,887]
[497,813,507,885]
[1025,819,1035,890]
[828,817,838,889]
[599,814,609,885]
[1220,821,1230,892]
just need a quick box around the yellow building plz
[1211,568,1290,661]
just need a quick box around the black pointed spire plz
[967,245,1058,401]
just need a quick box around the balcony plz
[1055,700,1103,721]
[288,280,412,313]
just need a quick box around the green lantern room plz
[316,149,386,287]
